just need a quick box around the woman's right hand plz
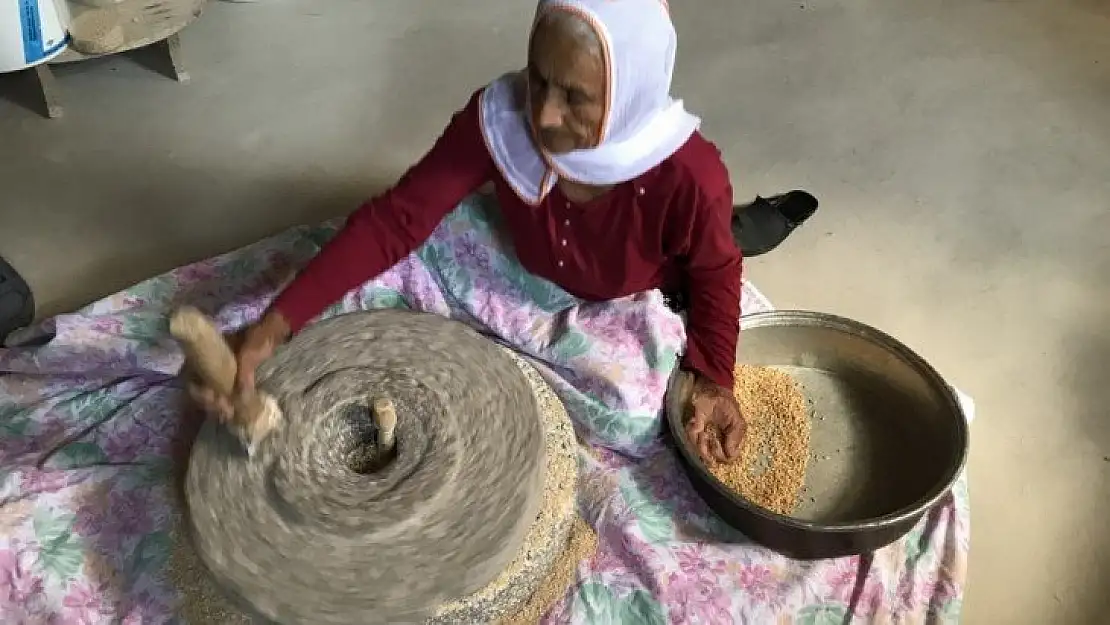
[186,310,291,422]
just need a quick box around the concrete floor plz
[1,0,1108,621]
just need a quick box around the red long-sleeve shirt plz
[272,90,742,388]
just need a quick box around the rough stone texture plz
[427,349,577,624]
[185,310,548,624]
[172,340,578,625]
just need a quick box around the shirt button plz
[558,260,565,268]
[561,239,567,246]
[565,202,571,208]
[564,219,570,226]
[637,187,645,195]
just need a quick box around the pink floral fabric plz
[0,197,971,623]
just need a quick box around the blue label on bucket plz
[19,0,46,64]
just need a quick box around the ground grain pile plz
[497,515,598,625]
[168,514,252,624]
[708,365,812,515]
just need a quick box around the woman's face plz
[527,13,607,154]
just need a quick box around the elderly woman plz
[194,0,773,464]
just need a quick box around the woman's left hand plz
[685,374,746,465]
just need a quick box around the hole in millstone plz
[340,402,396,474]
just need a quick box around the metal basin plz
[666,310,969,559]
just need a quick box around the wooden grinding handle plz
[169,307,282,452]
[169,306,237,397]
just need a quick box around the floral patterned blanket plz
[0,195,971,624]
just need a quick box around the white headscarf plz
[479,0,701,205]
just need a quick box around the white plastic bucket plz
[0,0,70,73]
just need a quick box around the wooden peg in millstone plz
[373,397,397,454]
[169,306,283,455]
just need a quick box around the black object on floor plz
[732,190,818,257]
[0,257,35,345]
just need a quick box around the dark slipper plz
[732,190,818,257]
[0,256,35,345]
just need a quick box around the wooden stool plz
[30,0,207,119]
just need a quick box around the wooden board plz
[51,0,207,63]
